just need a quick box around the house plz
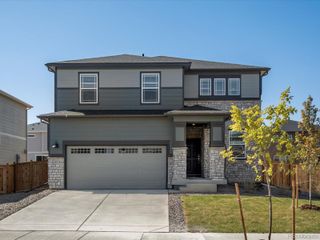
[27,122,48,161]
[39,54,270,190]
[0,90,32,165]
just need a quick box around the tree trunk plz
[309,171,312,206]
[266,176,273,240]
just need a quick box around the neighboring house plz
[27,122,48,161]
[39,54,270,190]
[0,90,32,165]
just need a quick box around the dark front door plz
[187,138,202,177]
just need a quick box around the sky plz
[0,0,319,123]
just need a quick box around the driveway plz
[0,190,169,232]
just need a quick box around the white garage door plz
[66,145,167,189]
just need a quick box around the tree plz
[221,88,296,240]
[295,96,320,206]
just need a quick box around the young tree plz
[295,96,320,206]
[221,88,296,240]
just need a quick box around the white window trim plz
[199,78,212,96]
[214,78,226,96]
[79,73,99,104]
[141,72,160,104]
[228,78,241,96]
[229,131,246,159]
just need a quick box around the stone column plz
[48,157,64,189]
[170,147,187,186]
[208,147,226,179]
[203,128,210,179]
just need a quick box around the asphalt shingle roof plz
[46,54,270,71]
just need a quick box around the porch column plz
[169,122,187,186]
[208,121,226,180]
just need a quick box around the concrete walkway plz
[0,190,169,232]
[0,231,319,240]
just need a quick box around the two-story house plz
[27,122,48,161]
[39,54,270,191]
[0,90,32,165]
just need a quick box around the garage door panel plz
[67,146,166,189]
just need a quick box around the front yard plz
[182,194,320,233]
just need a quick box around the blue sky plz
[0,0,319,123]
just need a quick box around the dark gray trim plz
[210,121,225,147]
[140,71,161,105]
[198,75,242,99]
[78,72,100,105]
[54,70,57,112]
[63,140,170,189]
[184,97,260,101]
[56,87,181,90]
[185,69,269,74]
[259,72,262,97]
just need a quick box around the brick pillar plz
[170,147,187,186]
[48,157,64,189]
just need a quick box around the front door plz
[187,138,202,178]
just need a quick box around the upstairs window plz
[228,77,240,96]
[229,131,246,159]
[141,73,160,104]
[199,78,212,96]
[214,78,226,96]
[79,73,98,104]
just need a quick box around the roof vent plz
[142,53,145,57]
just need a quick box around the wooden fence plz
[265,162,320,194]
[0,160,48,194]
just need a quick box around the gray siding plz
[57,68,183,88]
[56,88,183,111]
[184,74,198,99]
[184,73,260,99]
[241,74,260,98]
[49,117,173,155]
[27,132,48,161]
[0,95,27,164]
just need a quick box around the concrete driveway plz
[0,190,169,232]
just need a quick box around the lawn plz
[182,194,320,233]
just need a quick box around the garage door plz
[66,145,167,189]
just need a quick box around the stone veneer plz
[48,157,64,189]
[169,147,187,186]
[203,128,210,178]
[185,100,259,183]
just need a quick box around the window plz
[141,73,160,104]
[36,156,48,161]
[79,73,98,104]
[119,148,138,154]
[142,148,162,154]
[95,148,114,154]
[228,78,240,96]
[71,148,91,154]
[229,131,246,159]
[199,78,212,96]
[214,78,226,96]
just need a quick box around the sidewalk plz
[1,231,320,240]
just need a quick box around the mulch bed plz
[0,185,55,221]
[300,204,320,211]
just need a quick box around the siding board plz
[56,88,183,110]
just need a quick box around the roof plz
[37,110,170,121]
[282,120,301,132]
[165,105,230,116]
[46,54,270,74]
[38,107,230,121]
[0,89,32,109]
[28,122,47,132]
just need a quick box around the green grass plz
[182,194,320,233]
